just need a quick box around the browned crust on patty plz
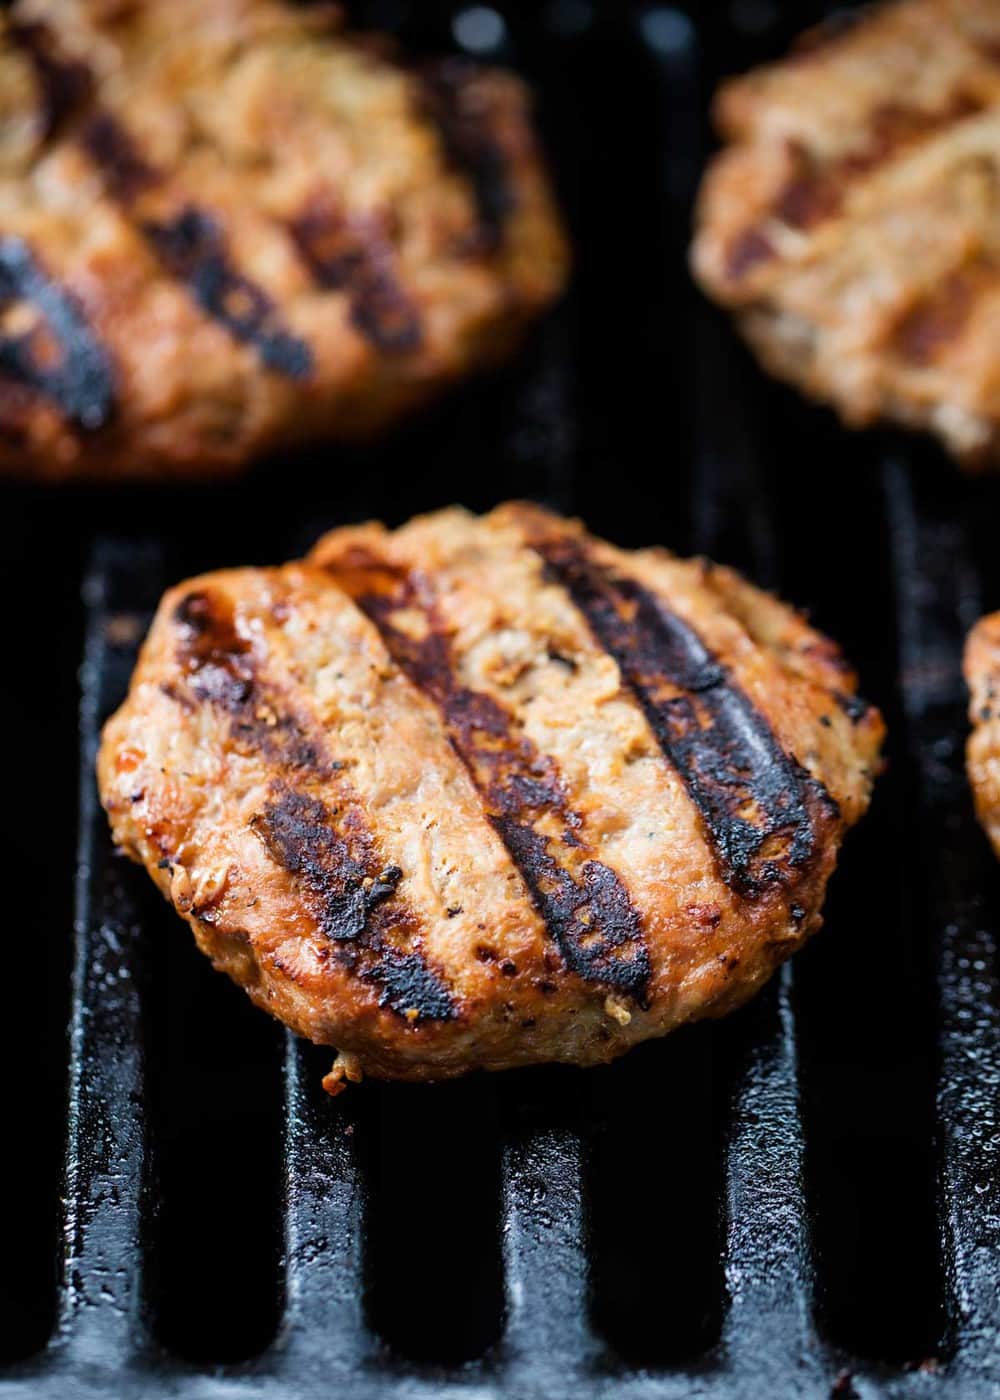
[692,0,1000,467]
[98,504,884,1088]
[0,0,568,480]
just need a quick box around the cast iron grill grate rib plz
[0,4,997,1397]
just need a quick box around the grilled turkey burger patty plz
[692,0,1000,466]
[98,505,884,1090]
[0,0,567,479]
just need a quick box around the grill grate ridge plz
[885,459,1000,1385]
[279,1035,369,1370]
[62,545,163,1365]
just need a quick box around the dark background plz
[2,0,997,1377]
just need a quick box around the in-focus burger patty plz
[692,0,1000,467]
[0,0,568,480]
[98,504,884,1091]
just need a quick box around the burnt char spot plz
[255,790,455,1023]
[322,547,651,1002]
[363,951,456,1022]
[143,208,313,378]
[172,589,454,1023]
[81,112,158,202]
[533,533,837,899]
[8,20,92,140]
[0,237,115,429]
[290,199,422,353]
[418,59,514,253]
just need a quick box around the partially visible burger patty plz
[692,0,1000,466]
[965,611,1000,854]
[0,1,567,479]
[98,504,884,1091]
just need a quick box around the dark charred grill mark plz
[857,95,984,168]
[418,60,514,253]
[143,208,313,378]
[492,818,651,997]
[173,587,319,760]
[726,227,777,282]
[322,548,651,1001]
[974,37,1000,66]
[175,588,254,716]
[79,123,312,375]
[362,951,456,1022]
[171,588,454,1023]
[80,112,158,203]
[290,199,422,353]
[783,96,984,232]
[531,532,837,899]
[254,791,400,944]
[726,93,985,280]
[0,237,115,429]
[773,149,842,231]
[76,110,311,374]
[173,589,322,770]
[255,790,455,1023]
[8,20,93,140]
[892,260,996,366]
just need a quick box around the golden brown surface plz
[965,612,1000,852]
[98,504,884,1090]
[692,0,1000,466]
[0,0,567,480]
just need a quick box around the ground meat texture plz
[98,503,884,1092]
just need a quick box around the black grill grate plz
[1,4,998,1396]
